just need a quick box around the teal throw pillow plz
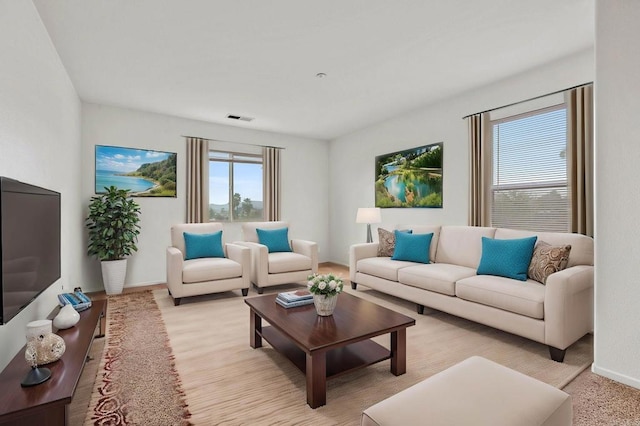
[256,227,292,253]
[183,231,225,260]
[391,231,433,264]
[477,236,538,281]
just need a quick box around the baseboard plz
[592,364,640,390]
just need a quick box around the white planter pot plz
[101,259,127,295]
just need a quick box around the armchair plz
[236,221,318,294]
[167,223,250,306]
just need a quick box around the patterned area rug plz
[84,291,191,425]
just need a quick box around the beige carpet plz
[155,285,593,425]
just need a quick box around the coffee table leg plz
[306,352,327,408]
[250,310,262,348]
[390,329,407,376]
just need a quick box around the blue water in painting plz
[95,170,155,193]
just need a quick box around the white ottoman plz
[362,356,572,426]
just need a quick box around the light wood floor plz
[68,263,639,425]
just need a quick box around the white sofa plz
[350,225,594,362]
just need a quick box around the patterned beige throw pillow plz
[528,241,572,284]
[377,228,396,257]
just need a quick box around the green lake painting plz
[375,143,443,208]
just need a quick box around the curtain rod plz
[181,135,285,150]
[461,82,593,120]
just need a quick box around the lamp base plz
[366,224,373,243]
[21,366,51,387]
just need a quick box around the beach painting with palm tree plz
[375,143,443,208]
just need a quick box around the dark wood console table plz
[0,299,106,426]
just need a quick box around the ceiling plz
[33,0,594,140]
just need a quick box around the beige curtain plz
[263,147,281,221]
[468,113,491,227]
[186,137,209,223]
[566,84,594,236]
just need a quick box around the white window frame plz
[208,150,264,222]
[488,101,569,232]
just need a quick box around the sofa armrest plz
[234,241,269,286]
[166,246,184,298]
[349,243,379,282]
[544,265,594,349]
[225,243,251,288]
[291,239,318,273]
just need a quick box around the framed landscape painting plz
[375,142,443,208]
[95,145,177,197]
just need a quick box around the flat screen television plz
[0,177,61,325]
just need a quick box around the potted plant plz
[86,186,141,295]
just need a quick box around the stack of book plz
[276,289,314,308]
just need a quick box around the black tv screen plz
[0,177,61,325]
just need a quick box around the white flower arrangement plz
[307,273,344,297]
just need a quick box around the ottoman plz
[361,356,572,426]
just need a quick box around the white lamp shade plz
[356,207,382,224]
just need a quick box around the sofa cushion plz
[392,232,433,264]
[257,227,292,253]
[377,228,411,257]
[477,236,537,281]
[183,257,243,283]
[456,275,545,319]
[397,225,441,262]
[398,263,477,296]
[183,231,225,260]
[528,241,572,284]
[435,226,496,268]
[267,252,311,274]
[357,257,417,282]
[495,228,593,268]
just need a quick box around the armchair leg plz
[173,297,181,306]
[242,288,248,296]
[256,286,264,295]
[417,304,425,315]
[351,282,357,290]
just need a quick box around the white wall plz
[593,0,640,389]
[80,104,329,291]
[0,1,82,371]
[328,49,594,265]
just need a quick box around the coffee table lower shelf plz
[261,325,390,378]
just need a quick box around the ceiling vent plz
[226,114,254,122]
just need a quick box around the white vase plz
[53,303,80,329]
[101,259,127,295]
[313,294,338,316]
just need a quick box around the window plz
[490,104,569,232]
[209,151,263,221]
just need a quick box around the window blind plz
[491,105,569,232]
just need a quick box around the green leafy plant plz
[86,186,141,261]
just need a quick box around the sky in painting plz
[96,145,172,172]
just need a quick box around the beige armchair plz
[167,223,250,306]
[236,221,318,294]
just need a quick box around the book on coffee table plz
[277,289,312,303]
[275,297,314,309]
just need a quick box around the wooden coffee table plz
[245,292,415,408]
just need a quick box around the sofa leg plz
[351,282,358,290]
[173,297,181,306]
[417,304,425,315]
[548,346,566,363]
[256,286,264,295]
[241,288,248,297]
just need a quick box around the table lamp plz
[356,207,382,243]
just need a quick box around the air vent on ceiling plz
[226,114,254,122]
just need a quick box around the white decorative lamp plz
[356,208,382,243]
